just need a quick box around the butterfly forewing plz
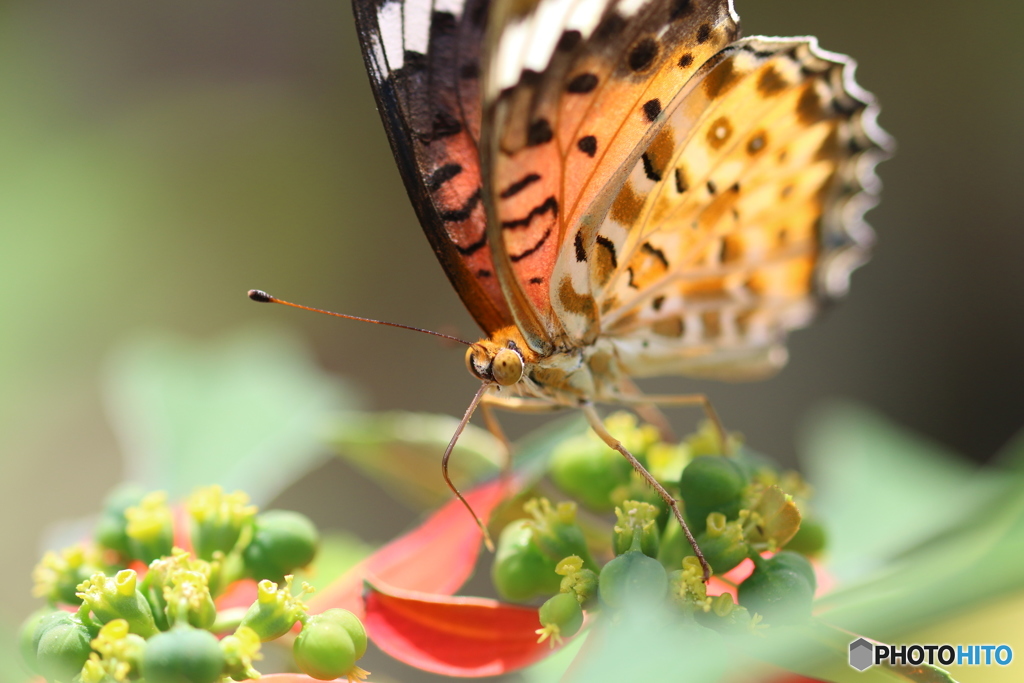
[479,0,741,349]
[352,0,514,335]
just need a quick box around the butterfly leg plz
[581,402,711,582]
[442,382,498,552]
[611,393,730,455]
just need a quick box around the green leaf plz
[799,402,1005,581]
[746,620,960,683]
[103,326,355,502]
[813,473,1024,639]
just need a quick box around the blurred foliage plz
[103,326,355,503]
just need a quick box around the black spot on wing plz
[427,163,463,193]
[707,180,717,195]
[509,227,552,262]
[557,30,582,52]
[529,277,544,284]
[574,231,586,262]
[402,51,428,73]
[476,268,492,277]
[641,153,662,182]
[501,196,558,229]
[578,135,597,157]
[500,173,541,199]
[430,10,458,35]
[696,24,712,44]
[652,295,665,311]
[642,99,662,122]
[527,118,554,146]
[675,167,688,193]
[641,242,668,267]
[567,73,599,94]
[628,38,658,72]
[678,52,694,68]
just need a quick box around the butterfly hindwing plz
[578,37,892,380]
[352,0,513,334]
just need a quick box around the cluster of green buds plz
[502,414,826,642]
[21,485,370,683]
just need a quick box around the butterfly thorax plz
[466,326,623,406]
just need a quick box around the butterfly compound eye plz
[491,348,524,386]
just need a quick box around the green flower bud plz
[88,619,147,683]
[77,570,159,637]
[29,611,80,656]
[142,626,225,683]
[163,568,217,630]
[240,576,313,641]
[19,609,51,674]
[242,511,319,583]
[95,484,148,557]
[31,546,100,606]
[599,532,669,609]
[188,486,258,561]
[492,520,561,602]
[536,593,584,647]
[125,492,175,564]
[613,501,660,558]
[293,612,368,681]
[785,518,827,556]
[738,555,815,625]
[313,609,367,661]
[765,551,816,593]
[667,556,712,615]
[523,498,597,570]
[549,433,633,511]
[556,556,598,605]
[34,614,92,682]
[679,456,747,533]
[221,627,263,681]
[697,513,749,574]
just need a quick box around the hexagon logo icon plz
[849,638,874,671]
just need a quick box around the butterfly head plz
[466,336,525,387]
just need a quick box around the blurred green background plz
[2,0,1022,679]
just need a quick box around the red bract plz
[309,477,514,617]
[363,581,558,677]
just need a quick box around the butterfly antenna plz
[247,290,472,346]
[442,382,496,552]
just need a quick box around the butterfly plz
[336,0,890,572]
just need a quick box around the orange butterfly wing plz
[479,0,741,352]
[352,0,512,335]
